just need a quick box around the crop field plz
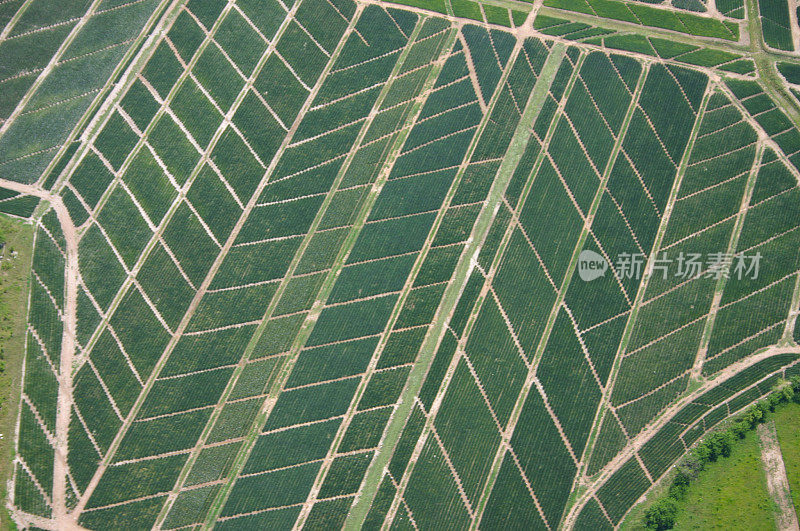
[3,0,800,529]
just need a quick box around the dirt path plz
[0,178,81,530]
[564,345,800,528]
[758,420,800,531]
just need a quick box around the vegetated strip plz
[343,40,567,531]
[154,13,432,528]
[295,28,524,529]
[289,20,456,529]
[69,0,247,376]
[196,8,450,527]
[0,0,35,42]
[44,0,186,193]
[377,45,585,531]
[563,84,715,527]
[468,55,648,530]
[693,140,765,378]
[68,0,325,518]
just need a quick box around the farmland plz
[2,0,800,529]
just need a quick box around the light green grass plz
[0,215,34,531]
[671,430,774,530]
[773,401,800,514]
[623,430,775,530]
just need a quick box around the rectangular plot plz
[394,283,446,329]
[306,294,399,346]
[492,229,558,356]
[148,113,201,186]
[114,408,211,461]
[221,461,321,517]
[465,295,527,427]
[348,212,436,263]
[273,271,327,316]
[124,147,178,226]
[207,397,262,443]
[329,254,417,304]
[90,330,141,417]
[109,287,171,379]
[188,282,278,332]
[161,201,219,287]
[186,164,241,242]
[171,77,223,148]
[402,437,471,529]
[340,406,393,452]
[210,127,264,201]
[73,366,122,453]
[358,365,410,410]
[537,309,602,457]
[613,320,703,406]
[595,457,650,524]
[163,325,256,376]
[264,377,360,430]
[518,157,583,283]
[288,336,379,388]
[236,0,289,41]
[85,454,186,509]
[96,186,152,269]
[214,8,266,76]
[276,21,330,88]
[79,224,126,311]
[319,451,373,498]
[231,90,287,165]
[435,359,502,505]
[246,419,340,475]
[511,387,576,527]
[237,195,324,244]
[185,441,240,487]
[709,276,795,359]
[167,9,205,64]
[70,150,115,210]
[139,366,233,418]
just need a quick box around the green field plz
[1,0,800,529]
[0,216,33,530]
[773,402,800,513]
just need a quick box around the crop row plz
[582,354,800,527]
[533,16,755,76]
[71,0,364,523]
[758,0,793,51]
[372,39,550,529]
[543,0,740,40]
[0,0,164,185]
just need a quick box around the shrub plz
[645,497,678,530]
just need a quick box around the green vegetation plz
[0,216,33,530]
[6,0,800,528]
[542,0,740,40]
[772,401,800,513]
[631,379,800,530]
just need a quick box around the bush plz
[732,420,750,439]
[643,380,799,530]
[645,497,678,530]
[668,469,691,500]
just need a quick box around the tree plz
[645,498,679,530]
[732,420,750,439]
[718,431,735,458]
[668,469,692,500]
